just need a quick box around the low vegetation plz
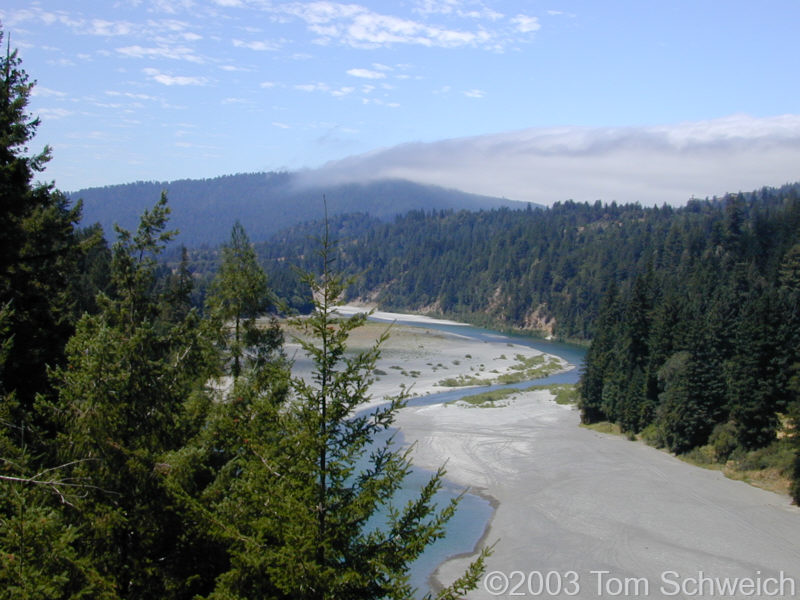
[449,383,578,408]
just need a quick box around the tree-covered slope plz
[255,185,800,339]
[577,187,800,487]
[252,184,800,498]
[71,172,526,246]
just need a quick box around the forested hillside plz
[72,173,523,246]
[252,188,800,500]
[578,189,800,498]
[255,189,798,338]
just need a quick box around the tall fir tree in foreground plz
[0,29,83,415]
[0,28,113,599]
[53,195,219,598]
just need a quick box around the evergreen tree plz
[206,221,275,379]
[0,303,114,599]
[0,28,83,421]
[53,196,217,598]
[579,281,620,423]
[0,30,113,598]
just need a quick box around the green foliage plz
[453,388,518,406]
[167,223,489,599]
[0,30,84,413]
[539,383,579,405]
[788,365,800,504]
[206,221,278,379]
[708,422,739,463]
[576,190,800,497]
[287,228,489,599]
[52,195,219,598]
[0,31,115,599]
[0,492,115,600]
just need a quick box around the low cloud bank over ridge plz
[300,115,800,206]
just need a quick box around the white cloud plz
[360,97,400,108]
[413,0,503,20]
[233,38,281,51]
[32,86,67,98]
[47,57,77,67]
[295,82,330,92]
[463,89,485,98]
[143,67,209,86]
[2,7,139,37]
[117,44,204,62]
[414,0,459,16]
[90,18,136,36]
[346,68,386,79]
[272,121,291,129]
[511,14,540,33]
[331,86,356,97]
[37,108,73,120]
[105,90,160,101]
[148,0,195,14]
[460,8,503,20]
[279,2,494,49]
[298,115,800,206]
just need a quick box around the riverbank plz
[396,390,800,599]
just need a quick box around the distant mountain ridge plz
[70,172,528,246]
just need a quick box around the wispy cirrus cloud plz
[37,107,73,120]
[31,86,68,98]
[232,38,282,51]
[148,0,196,15]
[414,0,503,21]
[105,90,161,102]
[117,44,205,62]
[2,7,131,35]
[462,88,485,98]
[294,81,357,98]
[299,115,800,206]
[346,68,386,79]
[295,82,330,93]
[88,18,136,36]
[143,67,209,86]
[276,1,533,50]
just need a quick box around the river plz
[362,313,587,595]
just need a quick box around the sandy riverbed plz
[396,391,800,600]
[286,306,567,406]
[290,307,800,599]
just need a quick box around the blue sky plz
[3,1,800,205]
